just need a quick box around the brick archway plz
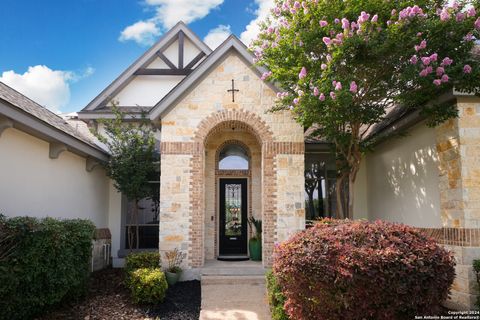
[189,109,277,267]
[193,109,274,145]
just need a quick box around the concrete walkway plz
[199,261,272,320]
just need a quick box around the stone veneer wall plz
[435,96,480,309]
[159,52,305,270]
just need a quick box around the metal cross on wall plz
[227,79,239,102]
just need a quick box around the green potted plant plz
[164,248,186,286]
[248,216,262,261]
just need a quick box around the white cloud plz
[120,0,224,45]
[119,20,160,46]
[240,0,275,46]
[204,25,231,49]
[0,65,93,113]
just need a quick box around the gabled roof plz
[0,82,108,161]
[149,35,276,120]
[81,21,211,114]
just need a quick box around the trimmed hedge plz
[125,251,161,275]
[128,267,168,304]
[0,215,95,320]
[273,219,455,320]
[266,270,289,320]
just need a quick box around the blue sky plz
[0,0,273,113]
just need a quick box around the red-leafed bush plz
[273,219,455,320]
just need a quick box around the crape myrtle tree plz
[94,105,157,251]
[253,0,480,218]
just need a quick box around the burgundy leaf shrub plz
[273,219,455,320]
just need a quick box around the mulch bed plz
[37,268,201,320]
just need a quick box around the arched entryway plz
[205,135,259,260]
[190,109,276,267]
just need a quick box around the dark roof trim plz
[149,35,278,120]
[367,90,457,145]
[0,100,109,161]
[81,21,211,113]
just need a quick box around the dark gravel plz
[37,268,201,320]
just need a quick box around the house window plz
[304,151,337,221]
[218,144,249,170]
[124,169,160,250]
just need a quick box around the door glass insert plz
[224,183,242,237]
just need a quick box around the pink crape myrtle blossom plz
[299,67,307,79]
[419,66,433,77]
[433,79,442,86]
[261,71,272,80]
[464,64,472,74]
[313,87,319,96]
[319,20,328,27]
[475,18,480,30]
[464,33,474,42]
[441,57,453,66]
[358,11,370,24]
[439,8,450,21]
[335,82,342,90]
[421,57,431,65]
[415,40,427,51]
[330,92,336,100]
[436,67,445,76]
[322,37,332,46]
[441,74,449,83]
[321,63,327,70]
[319,93,325,101]
[410,55,418,64]
[468,7,476,17]
[350,81,358,93]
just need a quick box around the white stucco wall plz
[107,180,122,263]
[359,122,442,227]
[0,128,110,227]
[112,76,185,107]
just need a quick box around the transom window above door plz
[218,144,250,170]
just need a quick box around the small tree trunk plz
[335,173,347,219]
[127,200,140,253]
[346,155,361,219]
[347,173,355,219]
[134,200,140,250]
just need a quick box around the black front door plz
[219,178,248,256]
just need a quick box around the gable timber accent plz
[81,22,211,113]
[149,35,277,120]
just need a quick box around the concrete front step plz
[201,267,266,276]
[201,275,266,285]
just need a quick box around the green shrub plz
[128,268,168,304]
[274,219,455,320]
[266,270,289,320]
[125,251,161,275]
[473,259,480,308]
[0,215,95,319]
